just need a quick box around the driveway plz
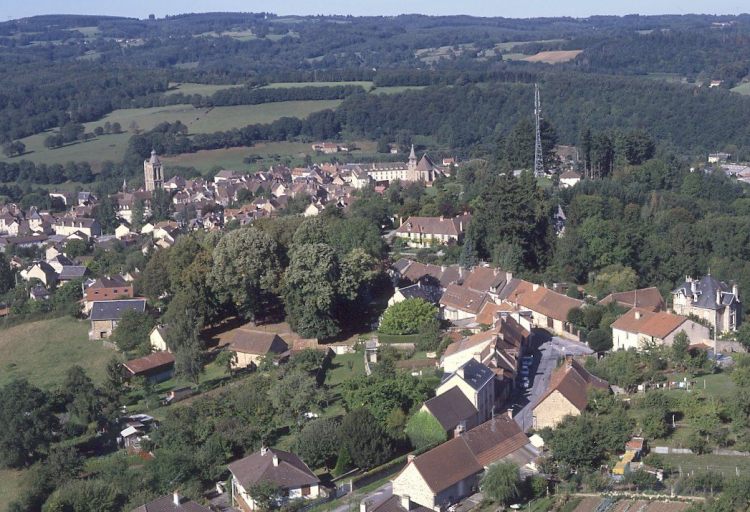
[330,482,393,512]
[512,330,592,432]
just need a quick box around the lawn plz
[665,371,737,401]
[0,469,27,511]
[662,453,750,477]
[325,352,365,386]
[0,100,343,169]
[0,317,116,388]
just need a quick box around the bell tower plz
[144,149,163,192]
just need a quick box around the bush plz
[379,298,438,336]
[405,411,446,450]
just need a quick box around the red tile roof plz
[534,359,609,412]
[597,287,665,312]
[503,280,583,322]
[123,352,175,376]
[610,308,688,339]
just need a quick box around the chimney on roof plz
[173,491,180,506]
[716,289,722,307]
[260,445,268,456]
[634,311,642,320]
[733,283,739,300]
[532,283,539,292]
[401,495,413,511]
[507,408,513,419]
[360,500,371,512]
[565,354,573,367]
[272,453,279,467]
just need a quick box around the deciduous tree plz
[209,227,281,321]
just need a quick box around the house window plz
[546,317,554,329]
[301,485,311,496]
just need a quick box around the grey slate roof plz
[672,275,737,310]
[59,266,88,280]
[89,299,146,320]
[444,358,495,390]
[397,283,443,304]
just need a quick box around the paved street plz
[513,330,593,432]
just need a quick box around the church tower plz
[144,149,163,192]
[408,144,417,171]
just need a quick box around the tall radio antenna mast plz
[534,83,544,178]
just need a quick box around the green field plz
[0,469,26,511]
[0,100,342,169]
[731,82,750,95]
[0,317,116,388]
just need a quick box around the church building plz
[144,149,164,192]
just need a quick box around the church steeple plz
[408,144,417,170]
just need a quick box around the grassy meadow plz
[0,100,342,169]
[0,317,116,388]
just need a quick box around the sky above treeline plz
[1,0,748,20]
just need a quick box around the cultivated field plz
[0,317,117,388]
[521,50,583,63]
[0,100,342,169]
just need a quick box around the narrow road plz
[513,331,593,432]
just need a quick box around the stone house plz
[439,284,488,322]
[598,287,666,312]
[229,447,320,511]
[672,274,740,334]
[391,415,538,511]
[88,298,147,340]
[52,217,101,238]
[500,279,583,341]
[532,357,609,429]
[227,326,290,369]
[395,214,471,247]
[610,308,710,351]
